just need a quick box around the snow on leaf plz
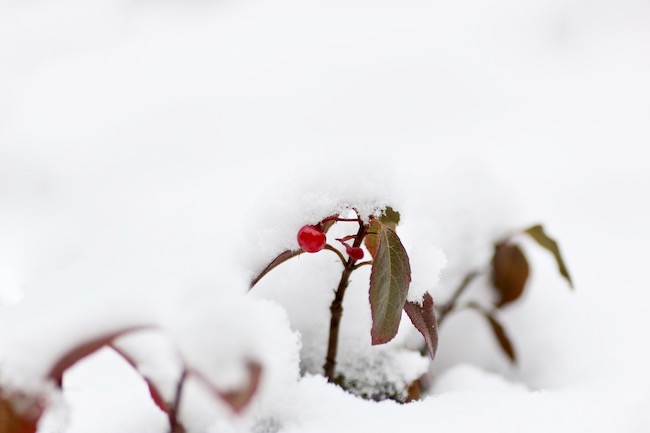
[404,293,438,360]
[364,206,400,259]
[369,223,411,345]
[380,206,400,229]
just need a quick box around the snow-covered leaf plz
[369,223,411,345]
[364,207,400,258]
[381,206,401,228]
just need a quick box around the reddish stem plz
[323,222,367,382]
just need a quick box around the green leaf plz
[369,224,411,345]
[380,206,400,229]
[491,242,529,308]
[524,224,574,288]
[403,293,438,359]
[467,303,517,363]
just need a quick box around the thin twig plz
[169,368,188,433]
[323,222,367,382]
[249,249,304,290]
[324,244,347,267]
[352,260,372,270]
[437,270,480,326]
[109,343,181,433]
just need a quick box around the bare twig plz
[352,260,372,270]
[249,249,304,289]
[323,223,367,382]
[169,369,188,433]
[437,271,479,326]
[324,244,347,267]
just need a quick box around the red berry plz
[297,225,327,253]
[346,246,364,261]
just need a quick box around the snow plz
[1,0,650,431]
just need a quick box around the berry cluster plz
[296,221,364,261]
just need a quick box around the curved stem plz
[323,223,367,382]
[321,216,362,223]
[169,369,188,433]
[352,260,372,270]
[249,249,305,290]
[437,270,479,326]
[324,244,347,267]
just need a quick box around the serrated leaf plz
[404,293,438,360]
[491,242,529,308]
[525,224,573,288]
[369,225,411,345]
[249,249,304,289]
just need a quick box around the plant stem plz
[352,260,372,270]
[437,270,479,326]
[169,368,188,433]
[324,244,347,267]
[323,223,367,382]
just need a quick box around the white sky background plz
[1,0,650,431]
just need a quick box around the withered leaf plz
[525,224,573,288]
[403,293,438,360]
[491,242,529,308]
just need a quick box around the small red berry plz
[297,225,327,253]
[346,246,364,261]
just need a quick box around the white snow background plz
[1,0,650,432]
